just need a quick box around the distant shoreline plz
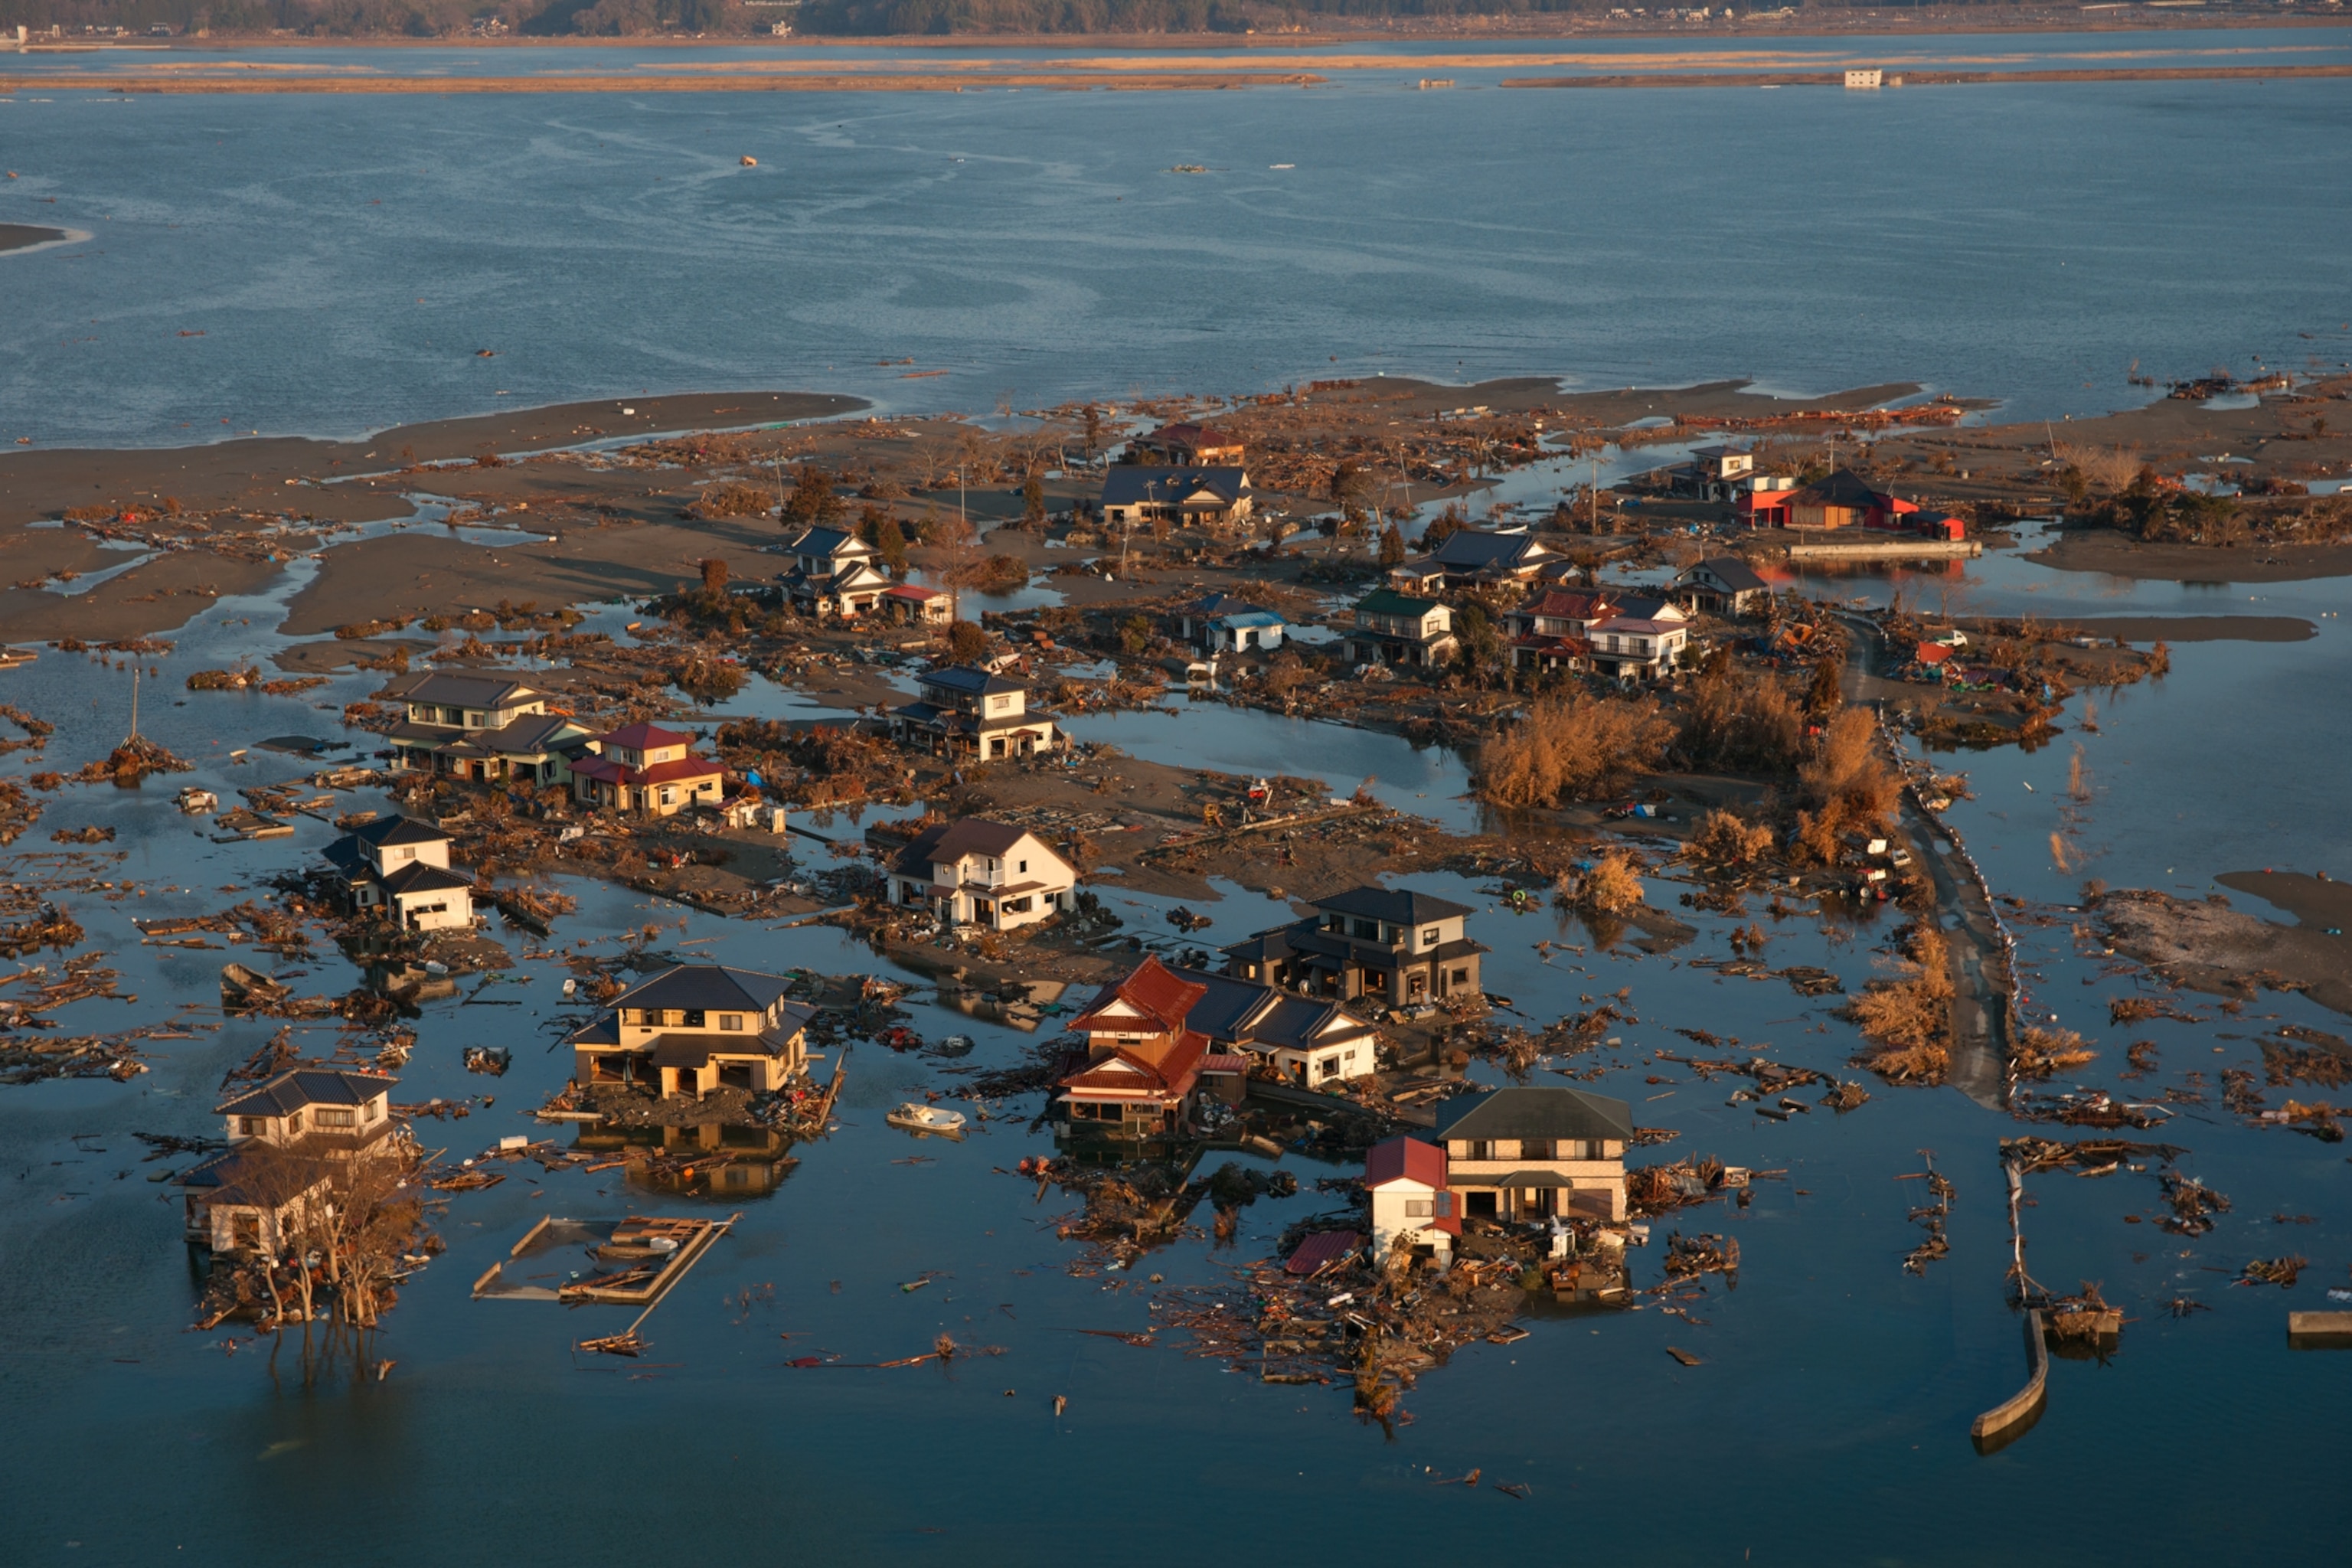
[11,59,2348,95]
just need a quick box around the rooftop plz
[596,720,697,752]
[379,671,545,710]
[217,1068,397,1119]
[1432,1085,1635,1144]
[1099,466,1251,508]
[1311,884,1475,926]
[918,665,1027,698]
[1354,587,1444,619]
[611,964,796,1015]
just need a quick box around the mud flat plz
[2025,531,2352,586]
[1502,64,2352,90]
[1956,613,2317,644]
[0,224,70,254]
[2099,886,2352,1018]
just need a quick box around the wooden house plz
[1432,1086,1632,1222]
[175,1069,401,1253]
[1366,1135,1458,1261]
[887,816,1076,931]
[567,964,817,1098]
[1344,589,1456,668]
[1222,884,1485,1010]
[318,815,475,931]
[570,722,726,817]
[889,665,1059,760]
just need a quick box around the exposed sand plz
[1956,612,2318,644]
[1503,64,2352,89]
[2025,530,2352,586]
[0,224,70,254]
[2101,887,2352,1018]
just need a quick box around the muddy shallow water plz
[1,526,2349,1561]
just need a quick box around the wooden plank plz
[508,1213,554,1259]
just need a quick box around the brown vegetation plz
[1476,691,1674,808]
[1846,921,1953,1083]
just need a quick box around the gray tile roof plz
[217,1068,396,1119]
[612,964,796,1014]
[1432,1086,1635,1143]
[1310,884,1475,926]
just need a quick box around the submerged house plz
[887,816,1076,932]
[1175,593,1287,654]
[1132,422,1244,466]
[319,814,475,932]
[1432,1086,1633,1223]
[379,672,587,784]
[1344,589,1456,669]
[1366,1135,1458,1262]
[1222,884,1485,1010]
[175,1069,401,1253]
[889,665,1059,760]
[570,722,727,817]
[1672,556,1772,616]
[1055,958,1230,1136]
[568,964,817,1099]
[1171,964,1380,1088]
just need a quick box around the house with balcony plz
[1098,466,1254,531]
[1366,1135,1459,1262]
[378,672,588,785]
[1221,884,1485,1010]
[1432,1086,1633,1222]
[1587,609,1692,681]
[1054,957,1230,1137]
[1387,527,1557,593]
[174,1069,401,1252]
[778,525,893,618]
[570,722,726,817]
[887,816,1076,931]
[889,665,1059,760]
[1343,589,1456,669]
[1132,421,1244,466]
[319,814,475,932]
[1504,586,1619,672]
[1668,444,1756,501]
[567,964,817,1099]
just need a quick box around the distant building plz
[1432,1085,1633,1223]
[1099,466,1254,531]
[887,817,1076,931]
[1505,586,1619,672]
[1222,884,1485,1010]
[1673,556,1772,616]
[1344,588,1456,668]
[1668,444,1758,501]
[175,1069,402,1252]
[319,815,475,931]
[889,665,1059,760]
[1175,593,1286,654]
[1388,528,1557,592]
[378,672,587,784]
[1845,67,1883,89]
[1132,422,1245,466]
[570,722,726,816]
[779,525,892,618]
[1586,612,1692,682]
[880,583,952,625]
[567,964,817,1098]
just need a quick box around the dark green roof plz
[1355,588,1442,617]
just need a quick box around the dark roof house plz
[1432,1085,1635,1144]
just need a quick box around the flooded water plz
[6,29,2352,443]
[7,28,2352,1562]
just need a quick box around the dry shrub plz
[1679,667,1802,772]
[2053,442,2142,493]
[2014,1025,2096,1080]
[690,482,775,521]
[1847,921,1954,1083]
[1792,708,1899,864]
[1477,691,1674,808]
[1690,808,1773,867]
[674,655,745,704]
[1563,849,1645,914]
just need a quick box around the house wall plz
[394,888,472,931]
[1370,1183,1454,1260]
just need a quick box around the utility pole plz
[129,664,139,739]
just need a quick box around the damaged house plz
[379,672,588,785]
[1055,957,1249,1137]
[1432,1086,1633,1223]
[568,964,817,1099]
[175,1069,402,1253]
[319,814,475,931]
[1221,884,1485,1010]
[887,816,1076,932]
[889,665,1060,760]
[778,525,893,618]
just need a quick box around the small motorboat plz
[176,786,217,815]
[929,1034,975,1057]
[886,1102,966,1136]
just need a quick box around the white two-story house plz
[889,665,1059,760]
[1344,589,1457,669]
[1432,1086,1633,1223]
[889,816,1076,931]
[1587,596,1692,682]
[319,814,475,931]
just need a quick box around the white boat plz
[886,1102,966,1135]
[176,786,217,815]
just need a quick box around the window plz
[1422,927,1440,946]
[286,1112,305,1135]
[720,1014,743,1031]
[1404,1199,1434,1218]
[1466,1140,1494,1161]
[397,847,415,862]
[1018,860,1028,874]
[1352,918,1380,941]
[684,1010,706,1028]
[316,1108,355,1129]
[239,1116,263,1137]
[1522,1138,1553,1160]
[1451,968,1471,987]
[659,788,676,806]
[1318,1057,1341,1079]
[368,1100,383,1121]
